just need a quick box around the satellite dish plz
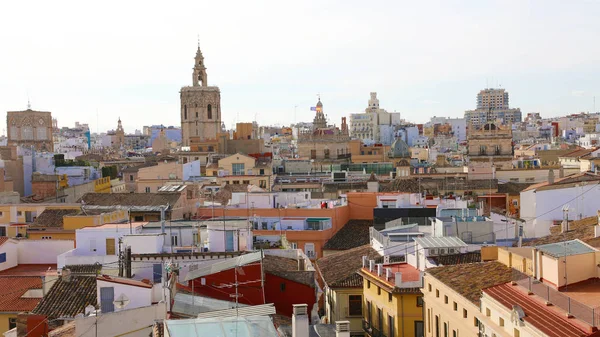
[113,293,130,309]
[85,305,96,316]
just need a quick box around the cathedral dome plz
[316,100,323,107]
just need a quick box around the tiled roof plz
[316,244,380,288]
[522,216,599,247]
[415,237,468,249]
[97,275,153,288]
[79,192,181,207]
[65,264,102,275]
[560,147,598,159]
[152,322,164,337]
[323,220,372,250]
[32,275,97,319]
[522,172,600,192]
[31,208,80,228]
[484,283,593,337]
[48,321,76,337]
[428,251,481,266]
[426,261,514,305]
[497,182,534,195]
[263,255,315,287]
[0,237,9,246]
[0,276,43,312]
[0,264,57,276]
[121,162,158,173]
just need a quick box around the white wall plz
[75,226,142,256]
[17,240,74,264]
[183,160,201,181]
[57,249,119,270]
[0,240,18,271]
[123,234,164,254]
[76,302,166,337]
[207,222,253,252]
[97,279,152,313]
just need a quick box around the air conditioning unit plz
[439,248,447,255]
[448,248,456,254]
[428,249,438,256]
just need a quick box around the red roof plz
[0,264,57,276]
[0,237,8,246]
[97,275,153,289]
[484,283,595,337]
[0,276,43,312]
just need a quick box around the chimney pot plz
[376,263,383,277]
[386,268,392,281]
[369,260,375,272]
[292,304,309,337]
[362,256,368,268]
[335,320,351,337]
[395,272,403,287]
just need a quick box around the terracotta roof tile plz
[426,261,514,305]
[484,283,593,337]
[0,276,43,312]
[78,192,181,207]
[316,244,380,288]
[97,275,152,288]
[522,216,599,247]
[0,264,57,276]
[31,208,80,228]
[0,237,9,246]
[32,275,97,319]
[263,255,315,287]
[48,321,76,337]
[323,220,372,250]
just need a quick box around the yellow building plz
[422,262,513,337]
[359,260,424,337]
[206,153,273,190]
[94,177,111,193]
[26,208,128,241]
[316,245,381,336]
[0,204,83,237]
[349,140,391,163]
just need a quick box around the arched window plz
[184,105,188,120]
[207,105,212,120]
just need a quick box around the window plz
[415,321,424,337]
[324,149,330,159]
[417,296,423,307]
[444,295,448,304]
[444,322,448,337]
[499,317,504,326]
[184,105,187,119]
[377,287,381,295]
[232,163,245,175]
[100,287,115,313]
[453,302,457,311]
[134,216,143,221]
[17,211,22,216]
[259,169,265,175]
[428,284,432,292]
[509,178,519,182]
[0,253,5,263]
[42,236,52,240]
[381,200,396,208]
[243,180,250,185]
[453,331,457,337]
[145,187,151,193]
[388,293,392,302]
[367,280,370,289]
[388,315,394,337]
[486,308,491,316]
[348,295,362,316]
[463,309,467,318]
[129,175,134,182]
[36,127,47,140]
[280,283,286,292]
[196,111,198,118]
[9,318,16,330]
[22,126,33,140]
[171,235,178,246]
[436,289,439,298]
[367,301,372,323]
[153,264,162,283]
[310,149,316,159]
[525,177,535,182]
[233,181,240,184]
[260,180,267,188]
[207,104,212,119]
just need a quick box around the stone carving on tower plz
[180,43,222,148]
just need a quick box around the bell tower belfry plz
[192,44,208,87]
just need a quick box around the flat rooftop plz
[536,239,597,258]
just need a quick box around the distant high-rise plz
[465,88,521,128]
[180,44,222,147]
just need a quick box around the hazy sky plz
[1,0,600,133]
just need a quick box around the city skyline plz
[1,0,600,133]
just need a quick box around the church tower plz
[312,97,327,130]
[180,43,222,148]
[115,117,125,149]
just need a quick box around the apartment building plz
[359,258,424,337]
[206,152,273,190]
[464,88,522,128]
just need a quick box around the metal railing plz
[513,271,599,326]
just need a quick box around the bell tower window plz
[207,105,212,120]
[184,105,187,120]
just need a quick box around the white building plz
[349,92,401,144]
[520,172,600,238]
[202,219,253,252]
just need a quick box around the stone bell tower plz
[180,43,222,147]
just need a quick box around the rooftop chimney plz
[292,304,309,337]
[385,268,392,281]
[369,260,375,272]
[395,272,403,287]
[335,321,351,337]
[548,169,555,185]
[362,256,368,268]
[376,263,383,277]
